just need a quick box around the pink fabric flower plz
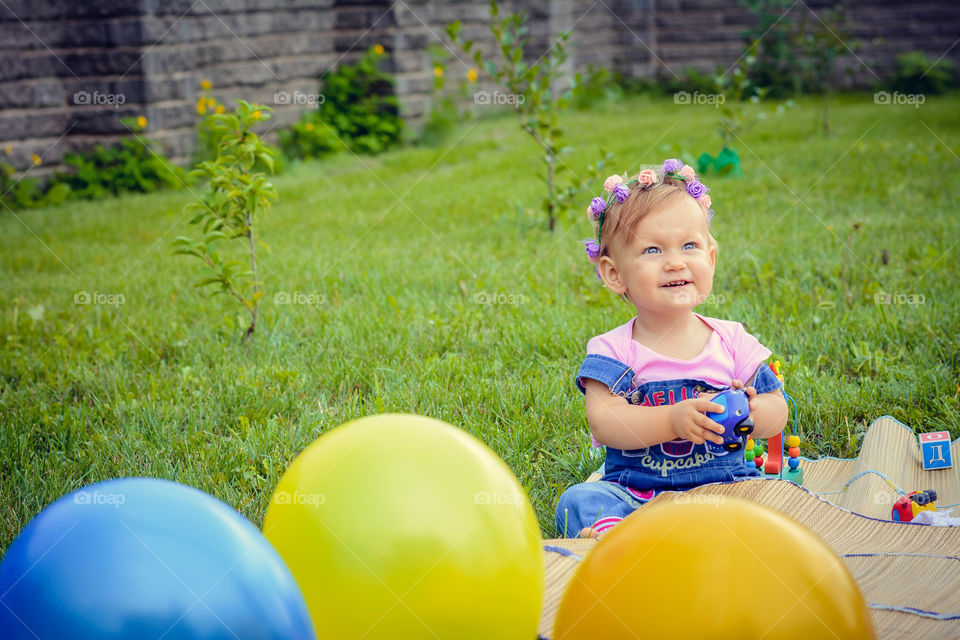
[679,165,696,181]
[698,194,712,209]
[603,175,624,192]
[637,169,658,187]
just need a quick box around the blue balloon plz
[0,478,315,640]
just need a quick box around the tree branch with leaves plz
[447,1,604,231]
[173,101,277,343]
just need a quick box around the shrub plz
[277,112,346,161]
[1,116,181,211]
[56,117,184,199]
[889,51,956,95]
[316,45,404,154]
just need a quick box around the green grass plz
[2,93,959,551]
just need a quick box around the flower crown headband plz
[583,158,715,264]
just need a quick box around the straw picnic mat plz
[538,416,960,639]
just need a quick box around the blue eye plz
[643,246,661,255]
[683,242,698,250]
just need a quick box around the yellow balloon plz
[554,496,876,640]
[264,414,544,639]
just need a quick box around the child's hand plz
[730,379,758,415]
[667,397,726,445]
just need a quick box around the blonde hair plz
[597,176,717,258]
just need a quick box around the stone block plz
[397,93,427,119]
[1,0,142,21]
[65,78,149,106]
[57,20,111,47]
[210,60,281,87]
[144,76,194,102]
[395,71,435,96]
[393,29,433,50]
[333,31,384,53]
[337,6,396,30]
[270,54,340,82]
[59,50,145,77]
[0,110,71,144]
[107,18,147,47]
[148,127,196,164]
[69,107,141,135]
[144,102,195,131]
[392,49,429,73]
[0,21,64,50]
[0,53,57,82]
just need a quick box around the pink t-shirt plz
[581,313,772,447]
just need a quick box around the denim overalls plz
[555,353,783,537]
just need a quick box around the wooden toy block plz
[919,431,953,470]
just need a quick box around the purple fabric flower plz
[589,196,607,219]
[686,180,706,199]
[662,158,683,173]
[613,182,630,203]
[583,238,601,261]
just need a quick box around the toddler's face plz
[605,195,716,316]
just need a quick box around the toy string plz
[778,389,799,480]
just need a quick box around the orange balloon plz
[554,495,876,640]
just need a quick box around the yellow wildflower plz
[31,154,41,166]
[215,105,225,114]
[200,79,212,90]
[253,110,262,120]
[374,44,385,55]
[434,66,444,78]
[305,122,315,132]
[207,98,216,109]
[4,145,11,155]
[467,68,478,83]
[136,115,147,129]
[197,102,207,115]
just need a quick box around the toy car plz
[891,489,937,522]
[705,389,754,452]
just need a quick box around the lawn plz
[2,93,959,550]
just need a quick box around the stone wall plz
[0,0,957,177]
[652,0,960,88]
